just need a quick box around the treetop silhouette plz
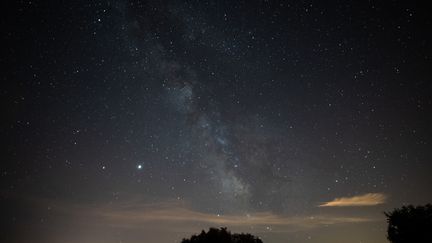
[181,227,263,243]
[385,204,432,243]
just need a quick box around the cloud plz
[319,193,387,207]
[27,197,376,233]
[96,204,373,229]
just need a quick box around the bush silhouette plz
[181,227,263,243]
[385,204,432,243]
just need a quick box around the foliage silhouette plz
[181,227,263,243]
[385,204,432,243]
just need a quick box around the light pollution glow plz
[31,197,378,232]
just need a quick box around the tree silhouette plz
[181,227,263,243]
[385,204,432,243]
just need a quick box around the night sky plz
[2,1,432,243]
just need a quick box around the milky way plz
[2,1,432,243]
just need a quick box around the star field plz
[1,1,432,243]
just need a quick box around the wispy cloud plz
[39,199,376,232]
[319,193,387,207]
[20,196,379,234]
[95,204,373,230]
